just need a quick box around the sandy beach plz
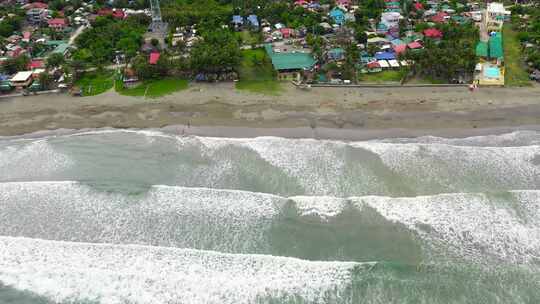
[1,82,540,138]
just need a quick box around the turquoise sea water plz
[0,130,539,303]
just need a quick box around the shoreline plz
[3,124,540,142]
[1,83,540,139]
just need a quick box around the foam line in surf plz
[0,181,538,265]
[0,236,362,304]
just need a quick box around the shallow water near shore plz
[0,130,539,303]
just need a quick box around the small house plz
[431,12,449,23]
[247,15,259,29]
[327,48,345,61]
[329,7,345,25]
[10,71,33,88]
[232,15,243,30]
[48,18,68,31]
[423,28,443,39]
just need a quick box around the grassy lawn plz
[116,78,188,98]
[75,71,114,96]
[503,24,531,87]
[234,30,261,46]
[236,48,282,95]
[358,70,405,83]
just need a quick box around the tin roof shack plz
[10,71,33,89]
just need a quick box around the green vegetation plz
[75,71,114,96]
[0,15,22,37]
[503,24,532,87]
[403,22,478,83]
[73,16,147,65]
[191,29,242,74]
[1,55,29,74]
[162,0,232,29]
[116,78,189,98]
[236,48,282,95]
[359,70,405,83]
[234,30,261,46]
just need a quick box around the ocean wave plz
[2,130,540,197]
[0,182,538,265]
[0,236,361,304]
[1,236,539,304]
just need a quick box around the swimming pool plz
[484,66,501,78]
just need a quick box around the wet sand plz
[1,82,540,138]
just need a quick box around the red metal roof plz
[98,8,113,16]
[393,44,407,54]
[366,61,381,69]
[423,28,443,38]
[23,32,31,40]
[149,52,160,65]
[29,60,44,69]
[112,10,125,19]
[48,18,67,26]
[431,12,449,23]
[26,2,48,9]
[407,41,423,49]
[414,2,424,10]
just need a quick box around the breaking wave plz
[0,182,538,265]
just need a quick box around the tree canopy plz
[190,29,241,73]
[73,16,147,65]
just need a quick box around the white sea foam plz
[0,140,72,180]
[352,142,540,192]
[0,182,282,252]
[0,182,538,265]
[355,192,540,264]
[0,237,360,304]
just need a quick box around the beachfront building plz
[264,44,316,81]
[486,2,511,31]
[474,3,508,86]
[10,71,33,89]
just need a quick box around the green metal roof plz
[264,44,316,71]
[45,40,65,46]
[489,32,503,59]
[475,41,488,57]
[52,43,70,54]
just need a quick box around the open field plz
[236,48,282,95]
[75,71,115,96]
[503,24,532,87]
[358,70,405,83]
[116,78,188,98]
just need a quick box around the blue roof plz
[328,48,345,60]
[232,15,243,24]
[247,15,259,27]
[375,51,396,60]
[329,7,345,24]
